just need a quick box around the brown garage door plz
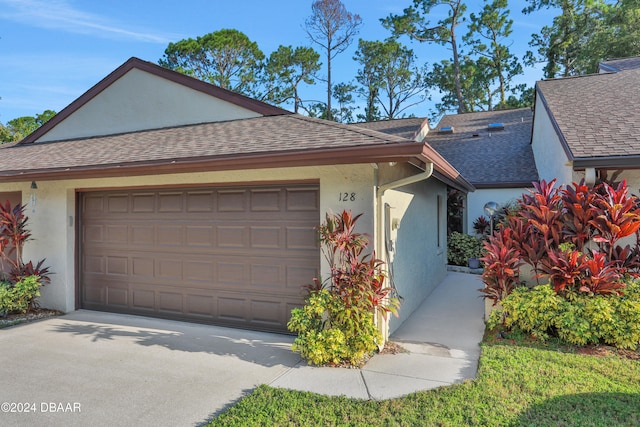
[79,183,319,332]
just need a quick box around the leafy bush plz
[287,210,398,366]
[481,179,640,305]
[491,280,640,349]
[0,276,42,316]
[288,289,380,366]
[447,231,483,266]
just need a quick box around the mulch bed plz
[0,308,64,328]
[577,344,640,361]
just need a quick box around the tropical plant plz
[481,179,640,306]
[472,216,490,236]
[447,231,483,266]
[0,201,50,314]
[288,210,399,366]
[479,227,523,306]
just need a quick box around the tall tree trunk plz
[327,51,333,121]
[451,31,465,114]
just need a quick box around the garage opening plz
[79,183,320,332]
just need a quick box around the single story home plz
[1,57,472,337]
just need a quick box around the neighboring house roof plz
[536,65,640,169]
[350,118,427,140]
[597,57,640,73]
[424,108,538,188]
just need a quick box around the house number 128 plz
[339,192,357,202]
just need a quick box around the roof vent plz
[438,126,454,134]
[488,123,504,131]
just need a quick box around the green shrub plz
[447,231,483,266]
[494,280,640,350]
[0,275,42,316]
[287,211,394,367]
[288,289,380,366]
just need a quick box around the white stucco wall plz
[378,164,447,334]
[38,69,262,142]
[2,164,375,313]
[531,97,573,184]
[466,188,529,233]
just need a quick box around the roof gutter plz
[376,162,434,197]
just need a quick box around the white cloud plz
[0,0,175,43]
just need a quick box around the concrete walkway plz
[270,272,485,400]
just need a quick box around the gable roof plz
[423,108,538,188]
[0,114,473,191]
[21,57,290,144]
[349,118,427,140]
[536,66,640,168]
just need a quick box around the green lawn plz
[209,338,640,426]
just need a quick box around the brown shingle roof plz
[349,118,427,140]
[424,108,538,187]
[536,68,640,162]
[0,114,473,191]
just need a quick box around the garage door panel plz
[107,195,129,213]
[132,289,155,309]
[286,226,319,250]
[250,299,283,326]
[106,285,129,307]
[80,184,319,332]
[186,191,214,212]
[250,226,281,249]
[286,188,320,211]
[217,296,246,322]
[218,190,246,212]
[250,189,281,211]
[250,264,282,287]
[106,256,128,275]
[158,291,184,313]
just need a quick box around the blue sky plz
[0,0,555,123]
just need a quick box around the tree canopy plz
[0,110,56,143]
[354,39,428,120]
[159,29,265,96]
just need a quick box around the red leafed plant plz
[480,227,523,306]
[481,179,640,305]
[0,201,51,285]
[317,210,399,317]
[539,249,589,294]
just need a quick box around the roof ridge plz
[288,114,414,144]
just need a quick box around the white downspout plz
[376,162,434,197]
[374,162,434,343]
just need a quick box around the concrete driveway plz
[0,310,301,427]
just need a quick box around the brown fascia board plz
[0,142,430,183]
[20,57,290,144]
[573,155,640,169]
[534,84,575,161]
